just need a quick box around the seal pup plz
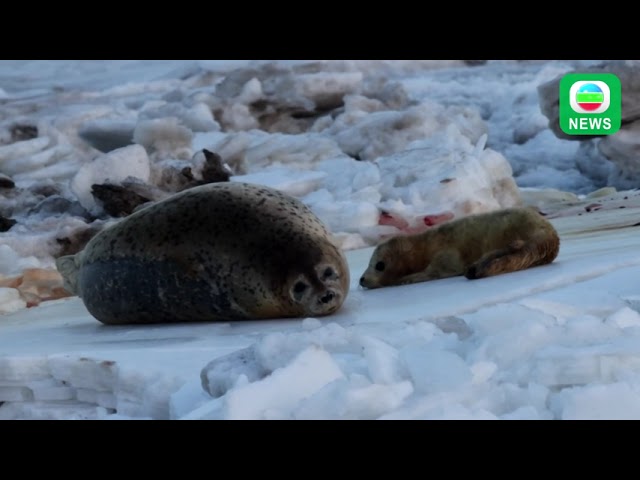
[56,182,349,325]
[360,207,559,289]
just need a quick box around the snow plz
[232,167,327,198]
[2,59,640,420]
[221,346,344,420]
[70,145,151,214]
[2,210,640,419]
[0,288,26,314]
[551,382,640,420]
[133,118,193,161]
[376,129,520,220]
[0,245,41,275]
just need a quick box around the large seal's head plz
[359,236,415,289]
[283,241,350,316]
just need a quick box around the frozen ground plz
[2,209,640,419]
[1,60,639,419]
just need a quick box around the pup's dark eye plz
[323,267,334,278]
[375,261,385,272]
[294,282,307,293]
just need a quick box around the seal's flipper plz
[56,255,80,295]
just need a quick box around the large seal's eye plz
[323,267,334,278]
[293,281,307,294]
[375,261,386,272]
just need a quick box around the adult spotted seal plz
[360,207,559,289]
[57,182,349,325]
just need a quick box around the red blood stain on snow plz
[378,212,409,230]
[423,211,455,226]
[378,211,455,237]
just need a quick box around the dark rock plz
[27,182,61,198]
[10,124,38,142]
[201,149,231,183]
[171,150,232,192]
[120,180,168,203]
[151,162,196,193]
[0,173,14,189]
[78,120,136,153]
[463,60,488,66]
[91,184,151,217]
[181,167,195,182]
[28,195,93,220]
[0,215,16,232]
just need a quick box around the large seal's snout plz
[320,290,335,304]
[306,287,343,316]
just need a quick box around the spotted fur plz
[57,182,349,325]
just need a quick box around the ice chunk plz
[606,307,640,329]
[70,144,150,214]
[182,103,220,132]
[169,379,213,419]
[2,144,74,176]
[291,378,349,420]
[470,361,498,385]
[358,336,405,384]
[231,167,327,198]
[0,288,27,314]
[421,404,498,420]
[293,377,413,420]
[315,156,382,197]
[200,346,269,398]
[501,406,544,420]
[29,378,76,401]
[139,102,219,133]
[0,401,110,420]
[0,356,50,382]
[400,347,472,394]
[244,133,344,171]
[254,322,351,372]
[48,355,118,392]
[309,199,380,234]
[179,397,226,420]
[376,126,521,224]
[0,136,50,166]
[0,385,33,402]
[552,382,640,420]
[76,388,117,409]
[328,101,487,161]
[223,345,344,420]
[342,381,413,419]
[301,317,323,330]
[133,118,193,160]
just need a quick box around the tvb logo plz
[559,73,621,135]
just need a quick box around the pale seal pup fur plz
[360,207,559,289]
[57,182,349,325]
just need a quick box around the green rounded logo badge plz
[559,73,621,135]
